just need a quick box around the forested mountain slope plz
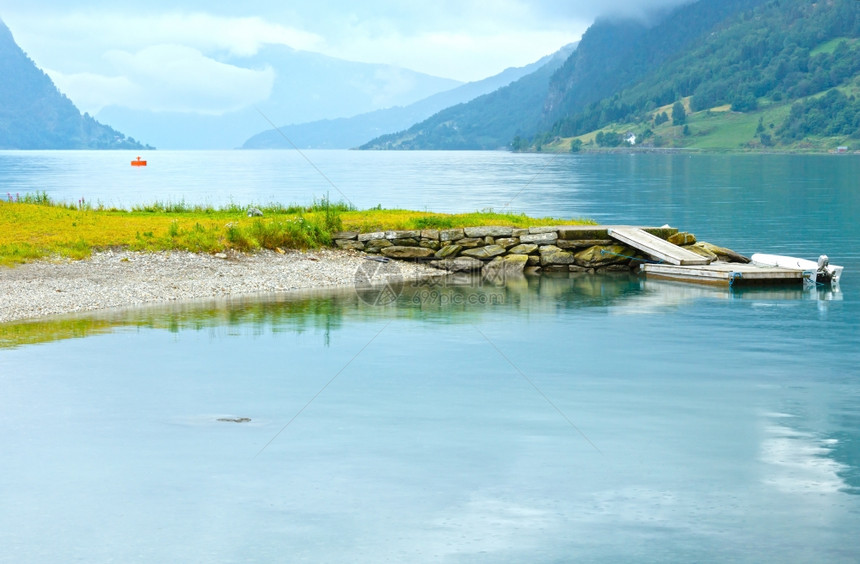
[540,0,860,151]
[0,19,147,150]
[543,0,767,123]
[364,0,860,152]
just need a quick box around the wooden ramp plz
[608,226,712,266]
[640,262,809,286]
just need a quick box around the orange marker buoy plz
[131,156,147,167]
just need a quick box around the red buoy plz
[131,156,147,167]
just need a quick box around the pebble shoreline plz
[0,249,441,324]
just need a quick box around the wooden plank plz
[608,227,712,266]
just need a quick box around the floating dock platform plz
[639,262,811,287]
[598,225,828,288]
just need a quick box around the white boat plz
[751,253,843,286]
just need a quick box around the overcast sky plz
[1,0,693,115]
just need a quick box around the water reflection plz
[759,414,847,494]
[0,273,845,350]
[641,278,842,304]
[2,271,859,562]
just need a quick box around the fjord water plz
[1,151,859,562]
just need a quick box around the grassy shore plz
[545,83,860,154]
[0,193,594,266]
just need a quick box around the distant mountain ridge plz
[241,46,576,149]
[0,19,147,150]
[95,44,462,150]
[359,44,577,150]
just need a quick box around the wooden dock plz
[640,262,812,286]
[607,227,712,266]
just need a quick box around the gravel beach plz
[0,249,442,324]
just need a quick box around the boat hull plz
[751,253,843,285]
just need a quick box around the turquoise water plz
[1,151,859,562]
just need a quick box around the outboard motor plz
[817,255,830,283]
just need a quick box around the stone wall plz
[332,225,710,277]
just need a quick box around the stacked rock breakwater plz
[332,225,749,278]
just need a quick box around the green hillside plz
[543,0,767,124]
[0,19,149,150]
[540,0,860,152]
[362,0,860,153]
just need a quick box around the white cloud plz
[321,29,579,82]
[2,1,692,116]
[4,6,583,81]
[48,45,275,114]
[6,12,323,72]
[276,0,585,80]
[44,71,139,114]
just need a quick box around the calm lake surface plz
[1,151,859,562]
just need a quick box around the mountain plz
[542,0,768,124]
[537,0,860,151]
[362,0,762,151]
[0,19,147,150]
[365,0,860,153]
[95,45,461,150]
[359,44,577,150]
[241,47,574,149]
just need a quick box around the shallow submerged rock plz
[482,254,528,283]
